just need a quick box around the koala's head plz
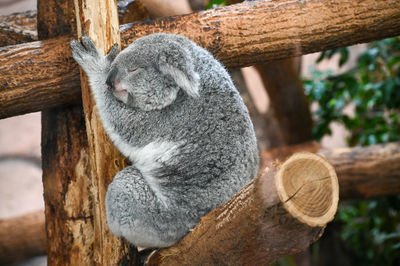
[106,33,200,111]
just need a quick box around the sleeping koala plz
[70,33,259,248]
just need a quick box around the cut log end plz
[275,152,339,227]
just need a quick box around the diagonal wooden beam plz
[1,0,400,119]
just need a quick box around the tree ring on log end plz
[276,152,339,227]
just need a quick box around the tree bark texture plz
[38,1,98,265]
[0,10,37,46]
[0,210,46,265]
[319,143,400,199]
[260,142,400,199]
[255,59,313,146]
[41,104,95,265]
[145,152,339,265]
[1,0,400,118]
[73,0,137,265]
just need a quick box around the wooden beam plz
[1,0,400,119]
[320,143,400,199]
[0,211,46,265]
[73,0,137,264]
[260,142,400,199]
[144,152,339,265]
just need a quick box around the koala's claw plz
[81,36,99,56]
[70,39,86,62]
[106,43,120,63]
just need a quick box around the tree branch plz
[260,142,400,199]
[144,152,339,265]
[1,0,400,118]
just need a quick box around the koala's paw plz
[71,36,118,74]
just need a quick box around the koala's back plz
[151,37,260,216]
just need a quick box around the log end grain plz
[274,152,339,227]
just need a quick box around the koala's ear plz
[158,46,200,98]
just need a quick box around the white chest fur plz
[107,128,181,204]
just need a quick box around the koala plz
[70,33,259,248]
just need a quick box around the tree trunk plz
[145,152,339,265]
[1,0,400,119]
[38,1,98,265]
[0,210,46,265]
[73,0,137,265]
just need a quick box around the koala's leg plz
[105,166,183,248]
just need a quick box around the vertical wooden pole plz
[39,1,96,265]
[73,0,137,264]
[255,59,313,145]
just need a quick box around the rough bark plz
[0,210,46,265]
[0,37,82,119]
[1,0,400,119]
[74,0,137,265]
[319,143,400,199]
[121,0,400,67]
[145,152,339,265]
[0,10,37,46]
[260,142,400,199]
[255,59,313,145]
[41,105,96,265]
[38,1,97,265]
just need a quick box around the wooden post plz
[38,1,97,265]
[73,0,137,264]
[145,152,339,265]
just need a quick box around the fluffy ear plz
[158,45,200,98]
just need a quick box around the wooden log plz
[260,142,400,199]
[1,0,400,119]
[121,0,400,67]
[0,10,37,46]
[38,1,99,265]
[0,210,46,265]
[73,0,137,264]
[118,0,152,24]
[255,59,313,145]
[320,143,400,199]
[145,152,339,265]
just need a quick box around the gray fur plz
[70,33,259,248]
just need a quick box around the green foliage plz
[304,37,400,265]
[338,198,400,265]
[205,0,226,9]
[304,37,400,146]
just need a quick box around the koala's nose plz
[106,66,118,89]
